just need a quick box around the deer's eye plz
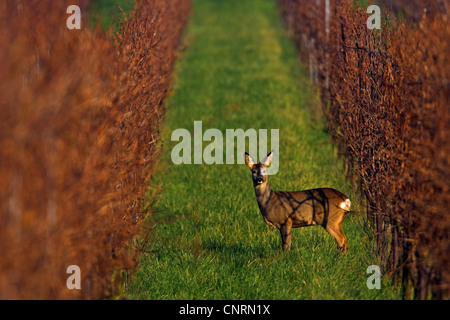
[252,170,257,174]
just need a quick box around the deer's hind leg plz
[325,213,348,253]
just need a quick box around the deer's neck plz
[254,182,273,213]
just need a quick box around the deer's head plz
[244,151,273,187]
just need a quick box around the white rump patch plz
[339,199,351,211]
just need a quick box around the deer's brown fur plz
[245,152,351,253]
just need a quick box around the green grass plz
[88,0,135,30]
[125,0,401,300]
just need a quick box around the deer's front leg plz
[280,220,292,251]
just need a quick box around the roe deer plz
[244,151,351,253]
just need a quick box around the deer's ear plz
[261,151,274,167]
[244,152,255,169]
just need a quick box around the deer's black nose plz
[257,177,264,184]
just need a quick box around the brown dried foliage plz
[279,0,449,299]
[0,0,190,299]
[374,0,449,22]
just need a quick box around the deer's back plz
[265,188,350,229]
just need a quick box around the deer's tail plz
[339,198,351,211]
